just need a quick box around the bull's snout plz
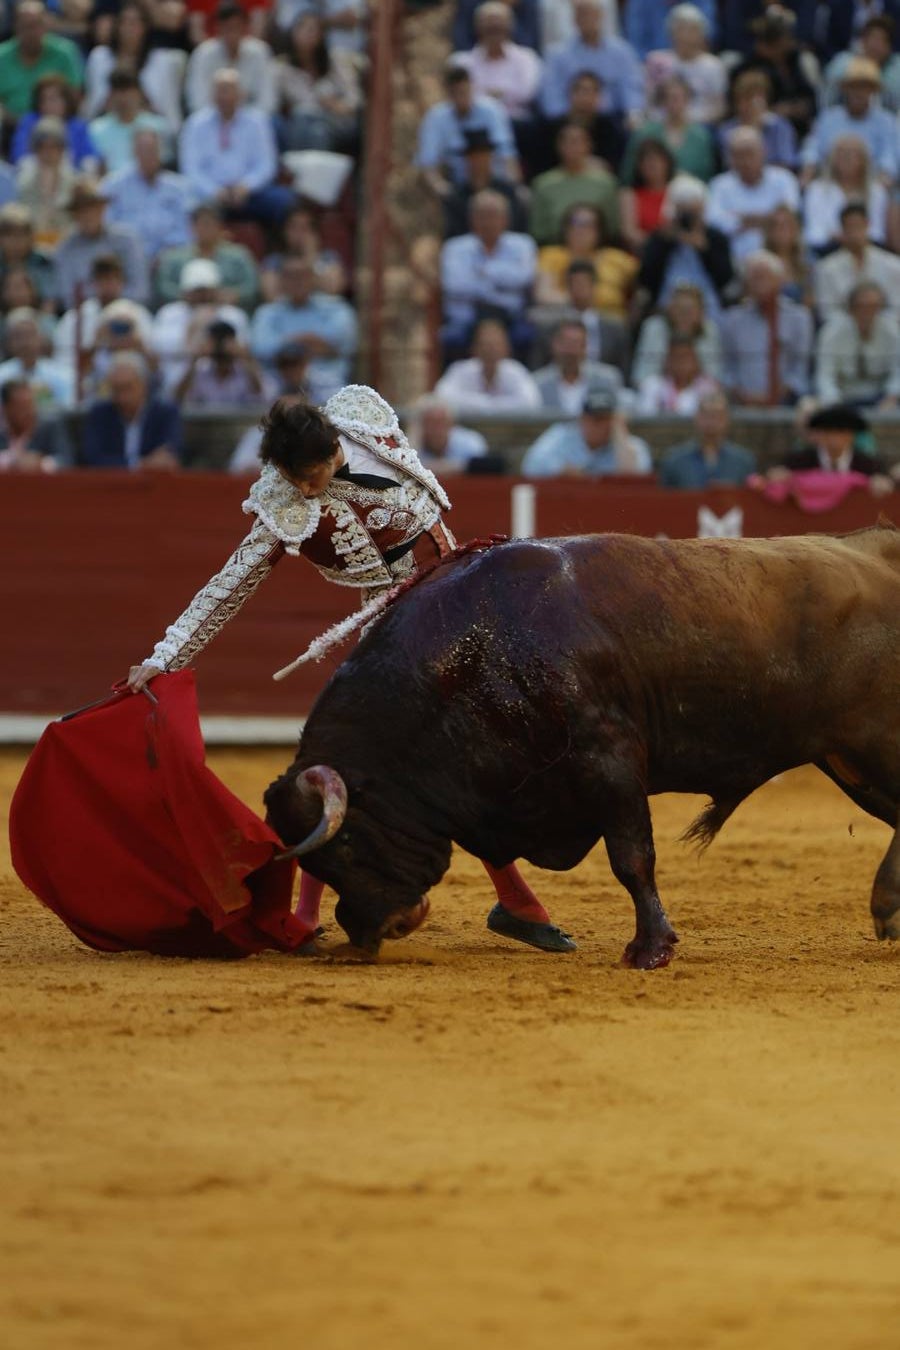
[380,897,431,941]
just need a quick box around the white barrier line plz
[511,483,536,538]
[0,715,305,746]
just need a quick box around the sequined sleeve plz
[143,518,286,672]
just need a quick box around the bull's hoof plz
[486,903,577,953]
[622,930,679,971]
[873,912,900,941]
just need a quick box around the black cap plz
[463,127,495,154]
[582,386,616,415]
[807,403,869,433]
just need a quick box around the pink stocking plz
[482,860,551,925]
[296,872,325,928]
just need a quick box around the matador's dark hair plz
[259,397,340,478]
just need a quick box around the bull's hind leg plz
[871,811,900,941]
[603,788,678,970]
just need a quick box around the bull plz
[264,525,900,969]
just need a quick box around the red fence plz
[2,472,894,717]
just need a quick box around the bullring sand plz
[1,749,898,1350]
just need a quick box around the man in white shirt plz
[151,257,249,393]
[179,69,295,223]
[814,200,900,319]
[186,1,276,115]
[434,317,542,413]
[0,308,74,410]
[707,126,800,262]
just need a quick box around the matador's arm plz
[143,517,286,672]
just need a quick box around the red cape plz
[9,671,313,957]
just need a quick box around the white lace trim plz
[242,463,321,554]
[324,384,452,513]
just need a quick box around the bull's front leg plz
[871,811,900,941]
[603,790,678,970]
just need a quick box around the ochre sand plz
[2,749,899,1350]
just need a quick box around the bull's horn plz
[279,766,348,859]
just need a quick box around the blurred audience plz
[54,175,148,308]
[0,1,83,118]
[408,395,490,474]
[0,377,71,472]
[88,67,170,174]
[720,249,813,406]
[179,68,295,224]
[814,202,900,320]
[416,61,518,200]
[14,116,76,254]
[81,352,183,470]
[249,254,357,403]
[0,307,74,409]
[102,128,194,262]
[186,1,275,114]
[620,74,717,186]
[535,204,637,320]
[152,257,249,392]
[539,0,643,122]
[275,11,362,152]
[802,134,888,253]
[440,188,536,360]
[155,201,259,309]
[10,73,97,169]
[707,126,800,263]
[533,317,623,412]
[635,334,719,415]
[630,281,722,387]
[814,281,900,408]
[528,121,620,246]
[644,4,726,124]
[657,390,757,487]
[521,385,652,477]
[443,127,528,239]
[435,317,541,413]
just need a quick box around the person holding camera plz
[174,317,274,407]
[633,173,736,323]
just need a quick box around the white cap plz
[179,258,221,291]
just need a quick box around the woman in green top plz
[620,75,718,186]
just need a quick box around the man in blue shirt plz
[179,67,295,223]
[539,0,644,120]
[801,56,900,181]
[521,385,653,477]
[416,61,519,196]
[439,188,536,359]
[658,390,758,488]
[250,254,358,404]
[103,129,194,262]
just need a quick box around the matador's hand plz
[127,663,161,693]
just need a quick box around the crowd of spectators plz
[0,0,899,495]
[417,0,900,489]
[0,0,363,471]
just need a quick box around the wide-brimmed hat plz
[806,403,869,433]
[841,56,882,86]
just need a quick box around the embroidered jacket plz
[143,386,453,672]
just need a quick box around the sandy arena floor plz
[1,747,899,1350]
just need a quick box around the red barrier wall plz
[1,472,894,716]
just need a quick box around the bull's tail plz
[680,797,740,853]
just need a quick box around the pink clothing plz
[454,42,543,120]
